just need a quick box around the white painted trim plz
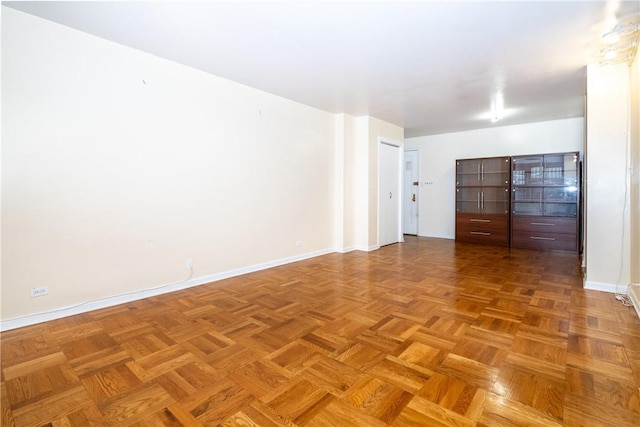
[355,244,380,252]
[335,245,384,253]
[583,279,621,293]
[628,284,640,320]
[0,248,334,332]
[418,232,455,240]
[335,246,357,253]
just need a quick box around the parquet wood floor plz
[2,237,639,426]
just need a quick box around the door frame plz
[403,149,419,235]
[377,137,404,247]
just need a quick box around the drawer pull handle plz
[470,219,491,223]
[470,231,491,236]
[530,222,555,226]
[530,236,556,240]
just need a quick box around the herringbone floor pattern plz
[2,237,639,426]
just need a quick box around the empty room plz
[1,1,639,426]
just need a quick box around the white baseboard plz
[583,280,625,293]
[342,244,380,252]
[335,245,381,253]
[418,233,455,240]
[0,248,335,332]
[628,284,640,320]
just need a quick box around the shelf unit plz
[510,152,579,252]
[455,156,511,246]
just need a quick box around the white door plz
[379,142,401,247]
[403,150,419,235]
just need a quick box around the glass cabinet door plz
[482,187,510,214]
[457,173,482,186]
[511,152,579,218]
[513,201,543,216]
[544,187,577,203]
[543,153,578,186]
[544,202,577,217]
[457,187,509,214]
[550,153,578,186]
[543,186,578,217]
[481,157,510,186]
[543,154,564,186]
[456,159,482,186]
[456,188,481,213]
[512,155,544,185]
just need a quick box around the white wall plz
[354,116,371,249]
[404,118,584,239]
[334,115,404,251]
[334,113,358,252]
[1,8,405,328]
[584,62,632,293]
[2,8,340,324]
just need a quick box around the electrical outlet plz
[296,241,303,247]
[186,257,193,269]
[30,286,48,298]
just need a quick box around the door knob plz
[412,194,416,202]
[413,181,419,186]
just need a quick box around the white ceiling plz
[5,1,639,137]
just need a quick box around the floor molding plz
[629,284,640,320]
[0,247,335,332]
[583,280,621,294]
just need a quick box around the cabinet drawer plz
[511,231,577,252]
[456,214,509,246]
[456,229,509,246]
[512,216,576,234]
[456,214,508,232]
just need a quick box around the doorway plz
[403,150,419,235]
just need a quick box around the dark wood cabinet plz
[456,213,510,246]
[455,157,511,246]
[510,152,579,252]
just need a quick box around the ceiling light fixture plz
[599,20,639,66]
[601,41,637,59]
[602,23,639,44]
[490,92,504,123]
